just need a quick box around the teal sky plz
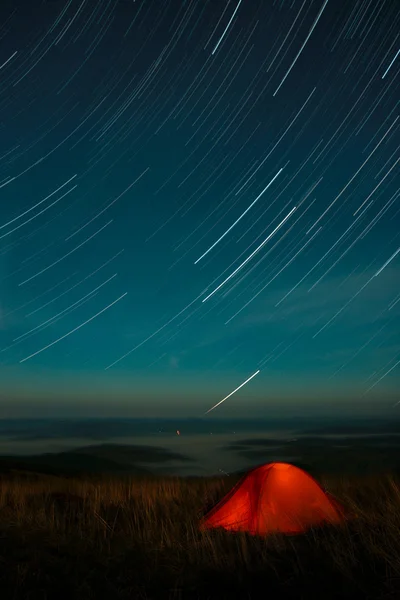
[0,0,399,419]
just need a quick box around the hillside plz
[0,468,399,599]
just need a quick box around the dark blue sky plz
[0,0,399,419]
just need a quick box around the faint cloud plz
[168,355,180,369]
[188,267,399,357]
[235,266,399,330]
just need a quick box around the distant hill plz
[0,446,156,480]
[0,440,197,480]
[300,420,400,435]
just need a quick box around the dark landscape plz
[0,416,399,599]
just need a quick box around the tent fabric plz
[200,462,345,536]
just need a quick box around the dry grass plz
[0,470,399,599]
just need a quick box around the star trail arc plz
[0,0,398,412]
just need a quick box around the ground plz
[0,468,399,599]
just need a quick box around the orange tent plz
[200,462,345,536]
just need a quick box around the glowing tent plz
[200,462,345,536]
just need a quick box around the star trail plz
[0,0,399,418]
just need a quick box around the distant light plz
[176,430,180,436]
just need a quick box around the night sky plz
[0,0,399,419]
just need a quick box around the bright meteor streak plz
[205,370,260,414]
[194,167,284,264]
[202,206,296,302]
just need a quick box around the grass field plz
[0,469,399,599]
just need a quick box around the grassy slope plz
[0,469,399,599]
